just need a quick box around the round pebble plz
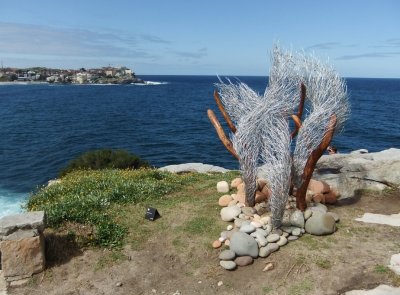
[219,194,233,207]
[240,223,256,234]
[277,236,288,246]
[227,224,233,231]
[212,239,222,248]
[291,228,301,236]
[217,281,224,287]
[234,256,254,266]
[267,233,280,243]
[220,260,236,270]
[219,249,236,260]
[288,235,299,241]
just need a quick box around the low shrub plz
[59,149,149,177]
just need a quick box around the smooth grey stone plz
[281,226,293,234]
[230,232,259,258]
[255,228,268,237]
[288,235,299,241]
[290,210,305,228]
[240,223,256,234]
[219,250,236,260]
[242,207,256,216]
[291,227,302,236]
[221,206,241,222]
[271,229,283,236]
[255,232,268,247]
[267,233,280,243]
[234,218,246,228]
[304,209,313,220]
[305,212,336,235]
[327,212,340,222]
[259,242,279,257]
[277,236,288,246]
[220,260,236,270]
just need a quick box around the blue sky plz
[0,0,399,77]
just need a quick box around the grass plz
[374,264,390,274]
[27,168,238,248]
[288,278,314,295]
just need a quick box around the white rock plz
[217,181,230,193]
[389,253,400,275]
[227,225,233,231]
[355,213,400,227]
[220,206,241,222]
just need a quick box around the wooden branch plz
[290,83,306,138]
[207,109,239,160]
[214,90,237,134]
[296,114,337,211]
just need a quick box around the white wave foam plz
[131,81,169,86]
[0,188,27,218]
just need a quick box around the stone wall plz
[0,211,46,287]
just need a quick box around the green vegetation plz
[288,278,314,295]
[27,168,238,248]
[374,264,390,274]
[59,149,149,177]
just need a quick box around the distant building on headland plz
[0,66,144,84]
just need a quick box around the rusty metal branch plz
[207,109,239,160]
[214,90,237,134]
[296,114,337,211]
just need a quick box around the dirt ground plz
[9,189,400,295]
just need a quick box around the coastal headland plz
[0,66,145,85]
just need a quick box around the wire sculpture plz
[208,45,349,228]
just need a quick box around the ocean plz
[0,76,399,217]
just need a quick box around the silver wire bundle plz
[215,45,349,229]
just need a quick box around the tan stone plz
[237,183,245,195]
[313,193,324,203]
[257,179,268,191]
[212,240,222,249]
[255,191,268,203]
[308,179,330,194]
[230,178,243,189]
[218,194,233,207]
[0,233,45,279]
[261,185,271,199]
[234,192,246,204]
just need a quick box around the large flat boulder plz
[0,211,45,238]
[159,163,230,173]
[313,148,400,200]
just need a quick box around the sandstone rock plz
[218,195,233,207]
[263,262,274,272]
[217,181,230,193]
[212,240,222,249]
[313,149,400,200]
[234,256,253,266]
[219,260,236,270]
[230,232,259,258]
[255,191,268,203]
[305,212,336,235]
[220,206,241,222]
[308,179,330,194]
[219,250,236,260]
[231,178,243,188]
[0,230,45,279]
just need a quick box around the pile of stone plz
[213,178,339,270]
[0,211,46,287]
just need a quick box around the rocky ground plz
[6,185,400,295]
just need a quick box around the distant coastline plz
[0,65,145,85]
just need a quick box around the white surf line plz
[355,212,400,227]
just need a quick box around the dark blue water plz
[0,76,399,216]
